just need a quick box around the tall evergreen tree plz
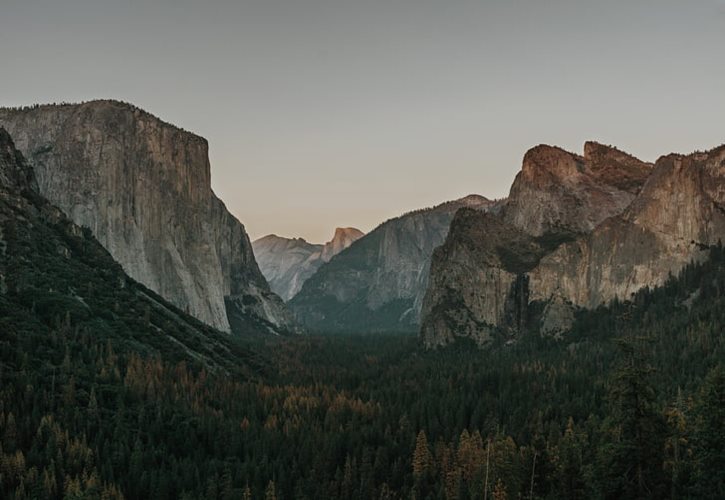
[597,335,668,499]
[690,366,725,498]
[413,430,433,480]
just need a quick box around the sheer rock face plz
[320,227,365,263]
[252,227,364,301]
[0,127,264,373]
[421,141,725,348]
[529,145,725,309]
[0,129,36,193]
[289,195,496,333]
[253,236,323,301]
[503,142,653,236]
[0,101,299,335]
[420,210,535,347]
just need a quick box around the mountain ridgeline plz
[4,99,721,348]
[252,227,364,301]
[289,195,496,333]
[0,101,300,336]
[1,100,724,499]
[422,140,725,347]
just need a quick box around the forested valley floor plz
[2,247,725,499]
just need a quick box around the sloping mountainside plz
[0,126,263,498]
[253,227,364,301]
[421,140,725,347]
[0,100,299,336]
[289,195,496,332]
[0,127,262,373]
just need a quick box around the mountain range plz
[252,227,364,301]
[1,98,723,498]
[288,195,496,332]
[421,141,725,346]
[3,100,723,349]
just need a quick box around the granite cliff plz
[0,126,262,372]
[289,195,495,332]
[0,101,299,336]
[252,227,364,301]
[421,141,725,347]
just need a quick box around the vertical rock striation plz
[0,100,299,335]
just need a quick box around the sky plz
[1,0,724,242]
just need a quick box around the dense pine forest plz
[2,219,724,498]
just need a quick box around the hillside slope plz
[0,100,299,336]
[290,195,495,332]
[0,126,264,374]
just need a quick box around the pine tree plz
[690,366,725,497]
[597,335,668,499]
[413,430,433,480]
[265,479,277,500]
[555,418,586,499]
[2,412,17,451]
[492,478,508,500]
[221,465,234,500]
[663,389,690,497]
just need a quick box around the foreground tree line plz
[1,245,725,499]
[409,344,723,499]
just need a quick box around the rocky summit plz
[0,101,300,336]
[421,141,725,347]
[252,227,364,301]
[289,195,496,333]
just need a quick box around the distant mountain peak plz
[289,194,498,333]
[332,226,364,239]
[519,144,582,182]
[505,141,652,236]
[252,226,364,301]
[322,227,365,262]
[457,194,491,204]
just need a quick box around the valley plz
[3,1,724,498]
[0,103,723,499]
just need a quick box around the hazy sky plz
[2,1,724,242]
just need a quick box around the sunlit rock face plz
[0,100,300,335]
[421,141,725,348]
[289,195,496,333]
[252,227,364,301]
[503,142,652,236]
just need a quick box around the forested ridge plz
[1,186,724,500]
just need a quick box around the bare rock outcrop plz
[252,227,364,301]
[0,100,299,335]
[421,141,725,347]
[503,142,652,236]
[290,195,496,333]
[529,145,725,309]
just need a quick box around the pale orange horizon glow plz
[2,0,724,243]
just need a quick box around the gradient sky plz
[2,0,724,242]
